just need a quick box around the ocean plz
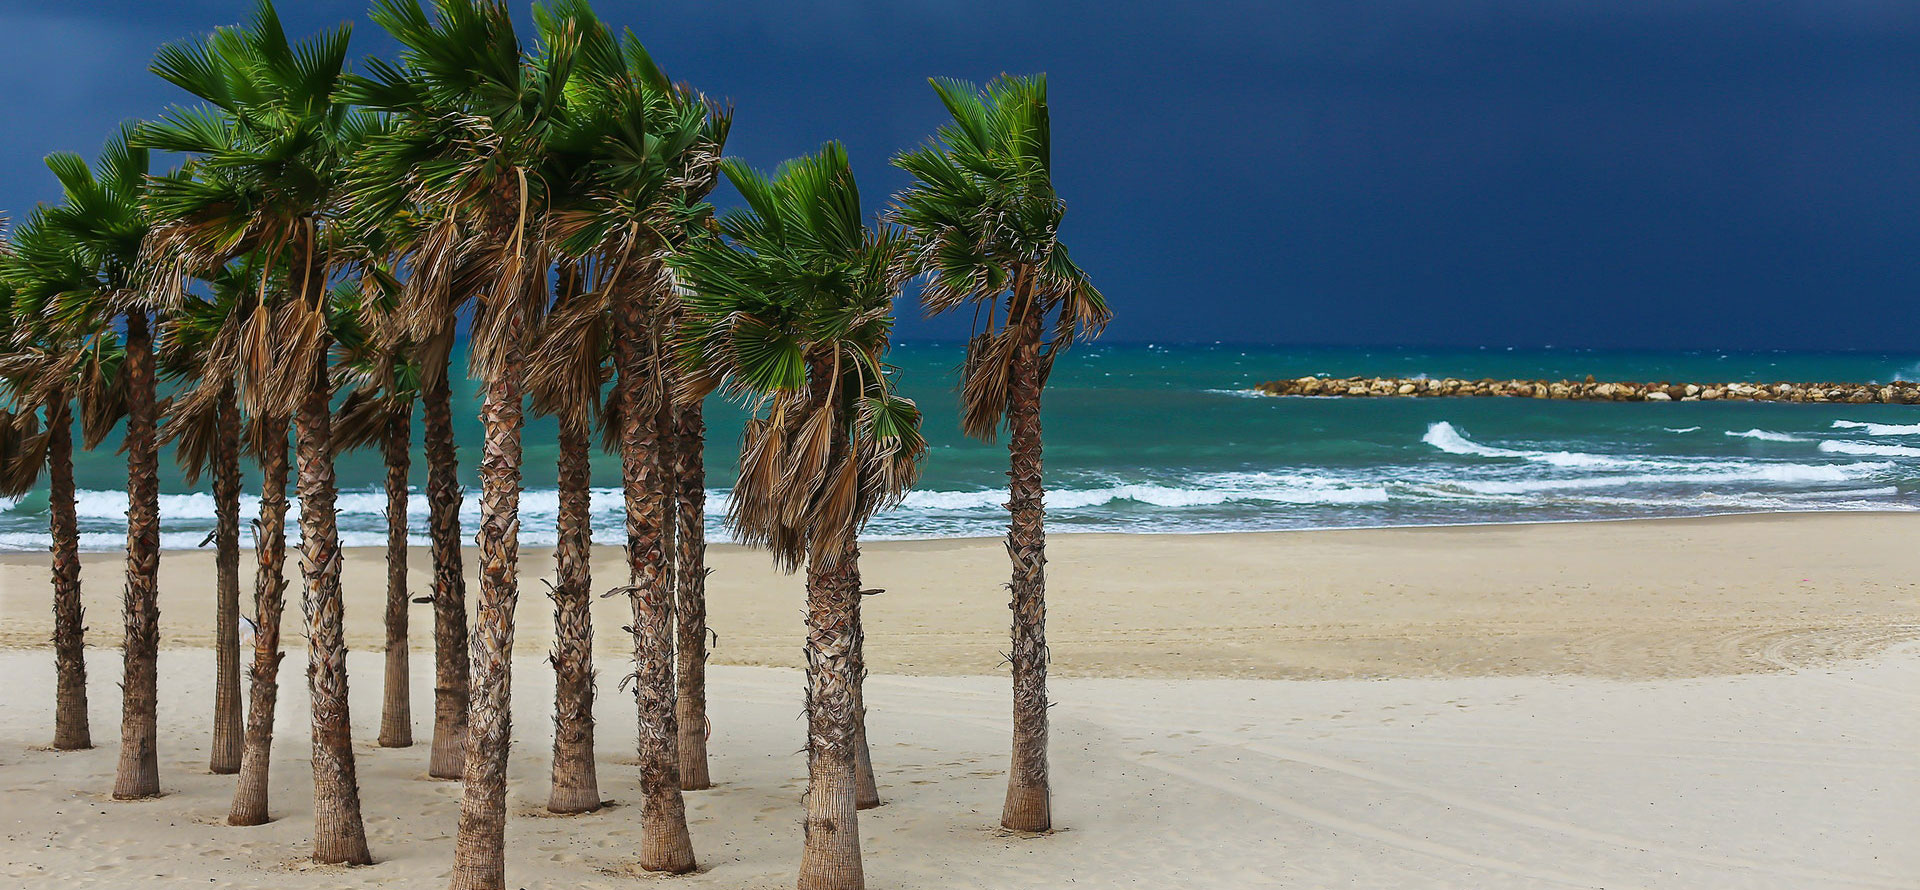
[5,343,1920,551]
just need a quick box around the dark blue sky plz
[3,1,1918,350]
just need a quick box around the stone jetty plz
[1251,376,1920,404]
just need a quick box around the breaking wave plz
[1832,420,1920,436]
[1725,429,1810,443]
[1819,440,1920,458]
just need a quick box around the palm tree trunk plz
[449,356,525,890]
[47,397,89,751]
[230,419,289,826]
[842,540,878,809]
[616,301,695,873]
[379,407,414,748]
[673,399,711,791]
[210,385,244,774]
[424,368,470,779]
[547,419,599,814]
[1000,326,1051,832]
[800,540,864,890]
[295,346,374,865]
[112,307,161,800]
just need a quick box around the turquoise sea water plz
[6,343,1920,550]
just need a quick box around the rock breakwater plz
[1252,376,1920,403]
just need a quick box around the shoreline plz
[7,511,1919,681]
[5,505,1920,555]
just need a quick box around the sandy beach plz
[2,513,1919,888]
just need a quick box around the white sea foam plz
[1422,422,1632,468]
[1832,420,1920,436]
[1664,427,1702,434]
[1724,429,1810,443]
[1202,388,1269,399]
[1437,462,1876,496]
[1818,440,1920,458]
[897,477,1389,511]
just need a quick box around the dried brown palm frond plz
[160,388,224,485]
[465,214,549,384]
[332,389,402,455]
[0,408,47,498]
[957,327,1021,440]
[239,298,330,421]
[779,400,837,527]
[77,345,127,450]
[524,261,609,430]
[239,410,289,460]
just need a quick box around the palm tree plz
[25,127,167,800]
[333,262,423,751]
[158,265,259,777]
[138,1,375,861]
[345,2,570,884]
[149,253,296,827]
[229,411,293,820]
[523,256,604,814]
[891,74,1109,832]
[231,371,293,824]
[672,386,712,790]
[541,11,727,856]
[1,209,126,754]
[673,143,927,890]
[366,211,477,781]
[419,270,472,781]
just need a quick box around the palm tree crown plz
[892,74,1109,436]
[675,142,926,567]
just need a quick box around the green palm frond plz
[892,74,1109,439]
[672,143,923,570]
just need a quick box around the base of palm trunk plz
[1000,778,1051,832]
[312,838,373,866]
[639,793,697,873]
[378,674,413,747]
[799,754,863,890]
[51,727,92,751]
[675,700,711,791]
[228,776,272,824]
[547,783,602,815]
[52,666,90,750]
[852,727,879,810]
[228,795,271,825]
[211,717,241,771]
[112,732,160,799]
[429,724,466,779]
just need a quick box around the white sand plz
[0,646,1916,888]
[2,514,1919,887]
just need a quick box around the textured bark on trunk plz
[295,346,374,865]
[449,355,524,890]
[424,370,470,779]
[1001,323,1051,833]
[842,541,878,809]
[230,419,289,826]
[547,420,599,814]
[617,300,695,873]
[112,308,161,800]
[800,543,864,890]
[210,386,244,774]
[47,398,89,751]
[379,408,414,748]
[673,399,711,791]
